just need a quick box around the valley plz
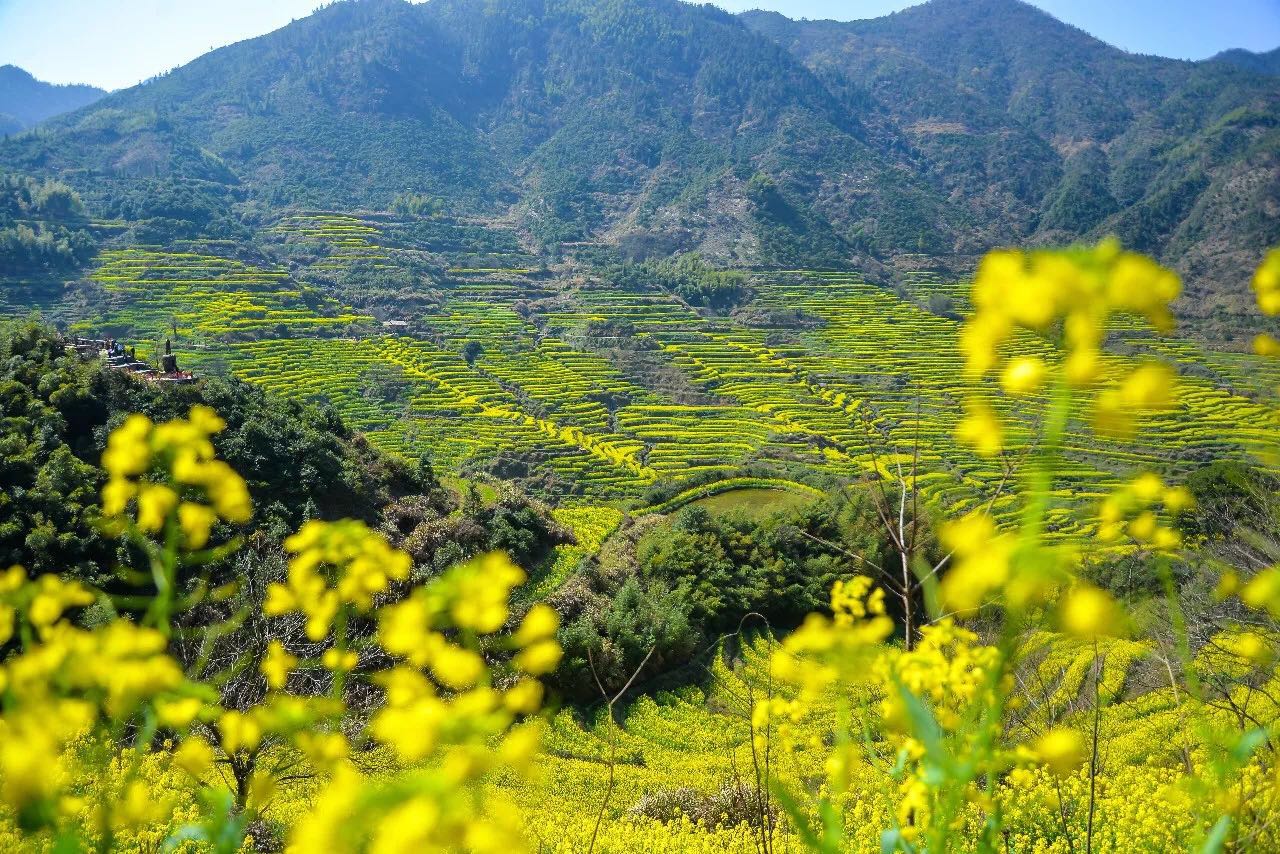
[2,0,1280,850]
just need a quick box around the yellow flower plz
[296,731,349,772]
[379,597,433,664]
[450,553,526,633]
[205,466,252,523]
[101,477,136,516]
[137,482,181,533]
[261,640,297,690]
[173,736,214,777]
[939,513,1014,613]
[956,400,1003,457]
[187,404,226,434]
[1232,632,1274,666]
[1064,345,1101,386]
[962,240,1180,390]
[177,502,217,549]
[1000,356,1046,395]
[1118,363,1175,410]
[100,406,253,539]
[1241,567,1280,617]
[0,564,24,593]
[101,414,153,478]
[0,604,13,646]
[1059,584,1121,639]
[218,710,262,754]
[513,639,562,676]
[1214,570,1240,601]
[156,696,204,729]
[1127,510,1158,542]
[112,779,169,830]
[27,575,94,628]
[1035,728,1086,777]
[498,724,542,774]
[503,679,544,714]
[1163,486,1194,513]
[369,796,440,854]
[513,604,559,646]
[264,583,297,616]
[1254,333,1280,357]
[322,648,359,673]
[287,763,363,852]
[0,727,61,811]
[271,521,410,642]
[1130,472,1164,501]
[430,643,485,690]
[1252,248,1280,315]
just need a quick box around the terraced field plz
[84,245,371,342]
[266,212,396,272]
[25,226,1278,540]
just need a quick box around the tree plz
[461,341,484,366]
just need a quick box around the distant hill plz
[0,65,106,130]
[1208,47,1280,77]
[0,0,1276,304]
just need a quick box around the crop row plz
[84,246,369,341]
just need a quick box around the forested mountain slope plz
[0,65,105,131]
[1210,47,1280,77]
[0,0,1276,301]
[741,0,1280,310]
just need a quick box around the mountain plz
[1209,47,1280,77]
[0,65,106,131]
[740,0,1280,306]
[0,0,1276,303]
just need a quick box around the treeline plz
[604,254,751,313]
[0,173,95,277]
[549,492,901,700]
[98,176,249,241]
[0,322,565,588]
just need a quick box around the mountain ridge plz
[0,65,106,131]
[1209,47,1280,77]
[0,0,1276,305]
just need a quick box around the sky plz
[0,0,1278,91]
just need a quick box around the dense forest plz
[0,175,96,278]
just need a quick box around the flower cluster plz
[287,551,556,852]
[881,619,1005,734]
[1253,249,1280,358]
[1096,472,1192,549]
[882,620,1026,840]
[938,511,1076,614]
[955,239,1182,455]
[770,575,893,701]
[0,576,197,831]
[962,239,1180,384]
[100,406,251,548]
[1252,248,1280,317]
[1,406,563,852]
[265,518,412,640]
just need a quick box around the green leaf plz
[1199,815,1232,854]
[771,781,838,853]
[1232,727,1267,762]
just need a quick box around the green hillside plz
[0,0,1275,298]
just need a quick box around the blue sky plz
[1,0,1278,91]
